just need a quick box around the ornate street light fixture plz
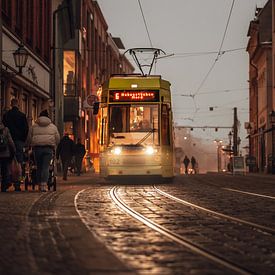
[13,44,28,74]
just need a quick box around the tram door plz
[161,104,173,177]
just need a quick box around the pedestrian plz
[3,98,29,191]
[27,110,60,192]
[74,138,86,176]
[183,155,190,174]
[0,121,16,192]
[56,133,74,180]
[191,156,197,174]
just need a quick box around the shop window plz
[64,121,74,140]
[63,51,76,96]
[32,99,37,123]
[21,94,28,114]
[11,88,18,100]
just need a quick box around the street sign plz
[232,156,245,175]
[83,95,99,109]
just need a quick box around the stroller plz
[24,149,57,191]
[47,156,57,191]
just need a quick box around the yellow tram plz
[98,74,175,179]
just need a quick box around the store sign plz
[109,90,159,102]
[83,95,99,109]
[232,156,245,175]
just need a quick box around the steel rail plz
[154,186,275,235]
[223,188,275,200]
[110,186,252,275]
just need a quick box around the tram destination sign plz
[109,90,159,102]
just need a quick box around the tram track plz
[110,186,252,275]
[154,186,275,235]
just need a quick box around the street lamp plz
[13,44,28,74]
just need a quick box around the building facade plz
[1,0,52,125]
[247,0,274,173]
[53,0,134,171]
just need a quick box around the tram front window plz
[109,105,159,146]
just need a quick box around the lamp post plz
[214,139,223,172]
[13,43,28,74]
[228,131,232,150]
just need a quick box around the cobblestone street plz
[0,173,275,274]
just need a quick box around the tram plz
[98,73,175,179]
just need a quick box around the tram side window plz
[161,104,170,145]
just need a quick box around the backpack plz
[0,128,9,152]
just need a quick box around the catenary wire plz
[137,0,153,48]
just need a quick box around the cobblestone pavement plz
[1,173,275,274]
[0,173,134,275]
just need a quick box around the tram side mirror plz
[93,102,99,115]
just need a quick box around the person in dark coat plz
[56,133,74,180]
[191,156,197,174]
[74,138,86,176]
[183,155,190,174]
[3,98,29,191]
[0,122,16,192]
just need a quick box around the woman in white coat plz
[27,110,60,192]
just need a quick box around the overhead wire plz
[137,0,153,48]
[190,0,236,121]
[193,0,236,98]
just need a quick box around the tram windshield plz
[109,104,159,146]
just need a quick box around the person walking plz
[74,138,86,176]
[2,98,29,191]
[183,155,190,174]
[191,156,197,174]
[56,133,74,180]
[0,121,16,192]
[27,110,60,192]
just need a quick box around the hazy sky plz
[96,0,268,149]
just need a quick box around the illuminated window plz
[21,94,28,114]
[63,51,76,96]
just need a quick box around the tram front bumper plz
[107,165,162,176]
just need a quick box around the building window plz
[11,87,18,100]
[15,0,23,35]
[64,121,74,140]
[26,0,34,47]
[63,51,76,96]
[32,98,37,123]
[21,94,28,114]
[2,0,11,26]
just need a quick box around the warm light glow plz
[97,86,102,97]
[145,146,154,155]
[112,147,122,155]
[131,84,138,88]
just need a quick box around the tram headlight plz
[111,147,122,155]
[145,146,155,155]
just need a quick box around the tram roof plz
[103,74,171,90]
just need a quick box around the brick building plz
[247,0,274,173]
[1,0,52,125]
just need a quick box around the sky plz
[96,0,269,150]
